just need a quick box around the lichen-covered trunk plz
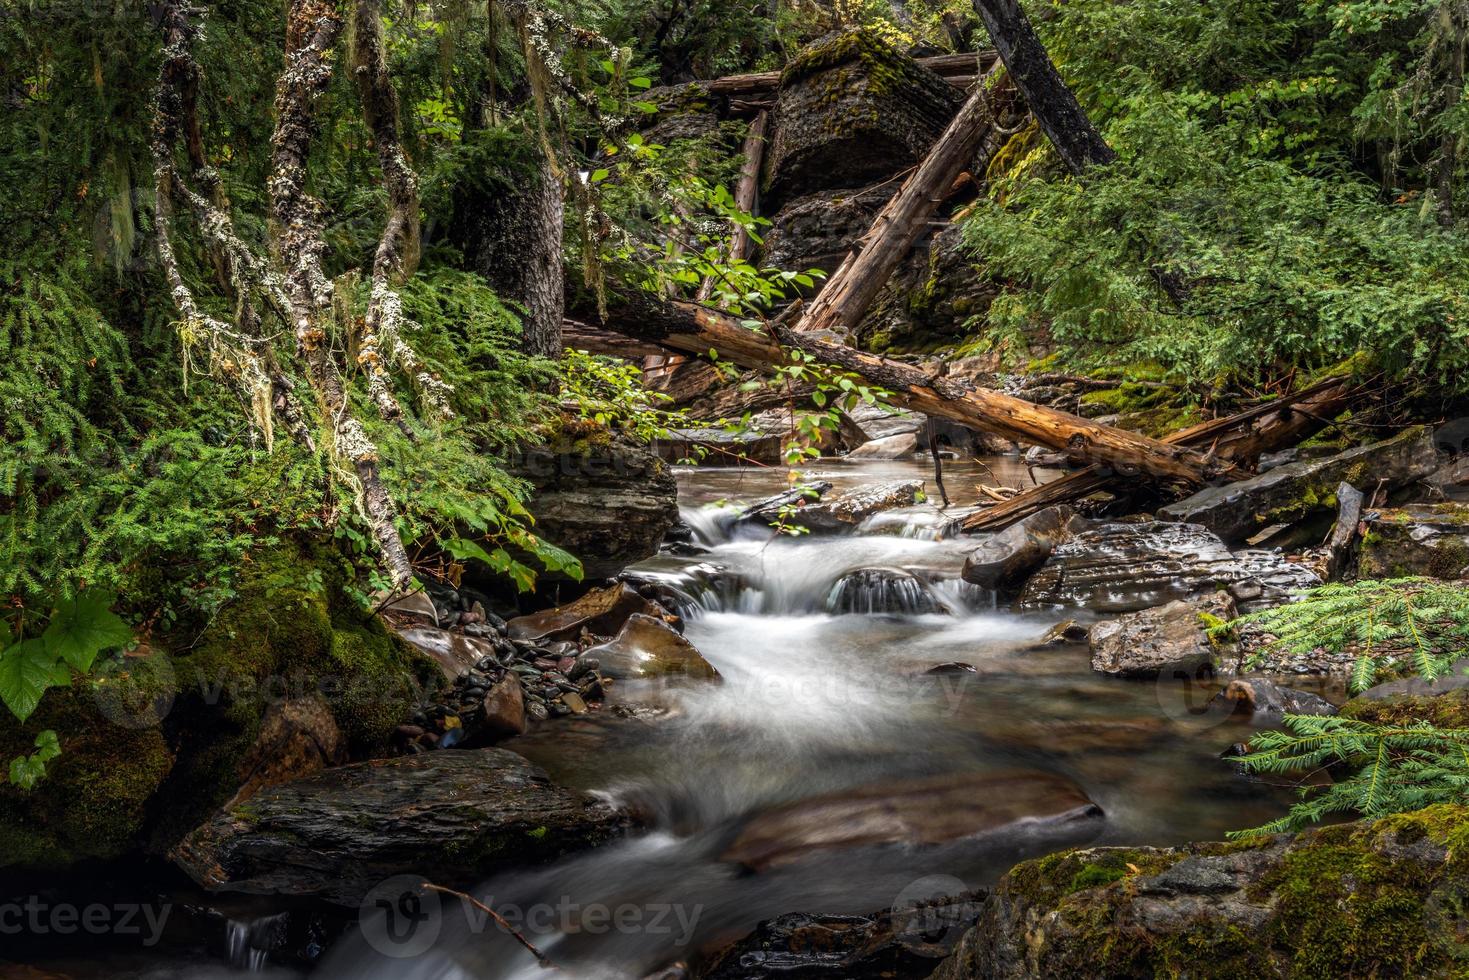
[454,151,565,358]
[970,0,1114,175]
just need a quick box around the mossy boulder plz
[1359,503,1469,580]
[932,805,1469,979]
[0,538,440,870]
[1159,427,1440,543]
[1341,689,1469,728]
[765,30,961,208]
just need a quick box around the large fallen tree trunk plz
[705,50,998,99]
[590,299,1233,484]
[793,69,1019,344]
[957,376,1358,533]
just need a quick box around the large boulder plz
[1158,427,1439,543]
[1088,593,1239,679]
[961,506,1074,593]
[722,771,1102,872]
[1018,521,1319,614]
[765,31,963,208]
[858,224,1002,354]
[930,805,1469,979]
[845,431,918,460]
[761,184,895,280]
[172,749,628,905]
[511,428,679,580]
[0,541,439,871]
[1358,503,1469,579]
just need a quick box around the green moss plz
[1341,690,1469,728]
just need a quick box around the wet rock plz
[1032,620,1089,647]
[510,434,679,580]
[1211,678,1337,721]
[925,662,978,675]
[1358,503,1469,579]
[379,590,440,627]
[1341,687,1469,727]
[227,697,346,806]
[843,402,925,442]
[736,481,834,527]
[1428,455,1469,499]
[397,626,499,681]
[581,613,720,680]
[1089,593,1238,680]
[1158,427,1439,543]
[791,480,924,532]
[828,567,941,614]
[479,675,527,741]
[172,749,628,905]
[961,506,1074,593]
[506,583,666,644]
[930,804,1469,980]
[765,30,962,209]
[722,771,1102,872]
[844,431,918,459]
[1018,521,1319,614]
[701,894,986,980]
[858,223,1001,354]
[1348,657,1469,701]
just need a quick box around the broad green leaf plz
[9,754,46,791]
[42,590,132,672]
[530,537,584,582]
[590,168,610,183]
[0,639,58,722]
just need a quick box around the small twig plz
[422,883,557,969]
[927,424,951,508]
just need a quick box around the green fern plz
[1229,578,1469,694]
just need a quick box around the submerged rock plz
[580,613,720,680]
[701,894,985,980]
[506,583,666,644]
[1358,503,1469,579]
[930,804,1469,979]
[722,771,1102,872]
[1158,427,1438,543]
[172,749,627,905]
[1018,521,1318,614]
[1089,593,1238,680]
[397,626,498,681]
[961,506,1074,593]
[1210,678,1338,721]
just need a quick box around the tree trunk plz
[453,151,565,357]
[705,51,997,99]
[970,0,1113,175]
[793,69,1016,344]
[957,376,1357,533]
[589,298,1233,484]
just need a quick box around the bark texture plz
[970,0,1114,175]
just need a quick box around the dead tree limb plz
[970,0,1113,174]
[271,0,415,587]
[957,377,1358,533]
[792,69,1017,344]
[704,50,998,99]
[695,109,770,303]
[588,298,1233,484]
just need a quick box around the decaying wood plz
[589,298,1231,483]
[1324,481,1366,581]
[958,377,1358,533]
[792,68,1017,344]
[272,0,415,587]
[970,0,1113,175]
[563,318,671,359]
[704,50,998,99]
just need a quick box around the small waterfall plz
[678,504,742,547]
[224,912,288,972]
[826,567,940,615]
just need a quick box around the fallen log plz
[793,68,1019,344]
[563,318,670,359]
[957,376,1358,533]
[585,299,1231,484]
[705,50,998,99]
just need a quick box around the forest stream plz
[303,458,1299,979]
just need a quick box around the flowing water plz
[315,458,1298,980]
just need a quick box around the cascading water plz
[319,459,1296,980]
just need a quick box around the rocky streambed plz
[14,451,1469,979]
